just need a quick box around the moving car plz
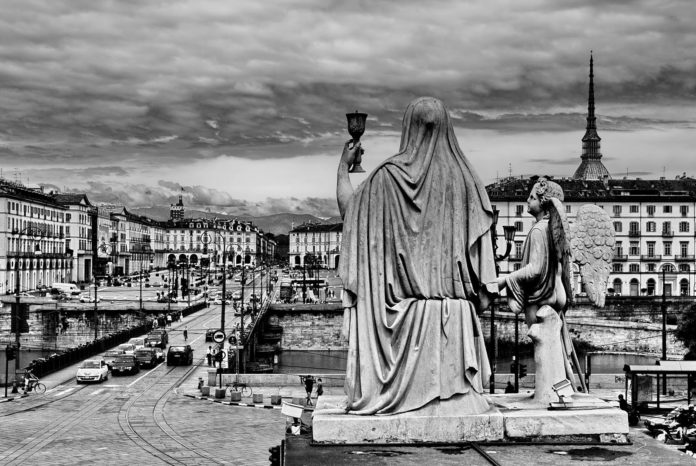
[232,290,242,300]
[205,329,216,342]
[134,347,159,368]
[145,329,168,348]
[127,337,146,350]
[76,358,109,383]
[79,293,101,303]
[116,343,136,356]
[103,349,124,369]
[111,355,140,375]
[167,345,193,366]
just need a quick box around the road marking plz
[90,389,104,396]
[127,362,163,387]
[102,384,121,388]
[53,387,76,397]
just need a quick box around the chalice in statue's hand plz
[346,111,367,173]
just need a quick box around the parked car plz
[79,294,101,303]
[145,329,168,348]
[76,358,109,383]
[167,345,193,366]
[103,349,124,369]
[111,355,140,375]
[134,348,159,368]
[116,343,136,356]
[127,337,146,350]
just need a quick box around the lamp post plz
[139,244,152,313]
[489,207,517,394]
[202,231,228,334]
[13,226,45,374]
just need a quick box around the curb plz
[184,393,282,410]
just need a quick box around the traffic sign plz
[212,329,226,343]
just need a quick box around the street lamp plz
[139,244,152,313]
[202,231,228,335]
[489,207,517,394]
[13,226,45,374]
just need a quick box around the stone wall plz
[267,299,688,356]
[0,297,157,351]
[267,304,346,350]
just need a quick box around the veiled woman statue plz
[336,97,498,415]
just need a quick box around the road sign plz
[212,329,226,344]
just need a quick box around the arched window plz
[646,278,656,296]
[612,278,623,295]
[680,279,689,296]
[630,278,640,296]
[661,263,675,273]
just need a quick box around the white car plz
[116,343,136,355]
[127,338,146,350]
[79,294,101,303]
[76,358,109,383]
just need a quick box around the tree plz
[674,304,696,360]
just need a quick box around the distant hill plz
[128,207,337,235]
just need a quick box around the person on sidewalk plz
[316,378,323,398]
[206,346,213,366]
[183,326,188,342]
[505,381,516,393]
[166,314,172,327]
[303,375,315,406]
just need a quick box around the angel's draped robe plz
[339,97,498,415]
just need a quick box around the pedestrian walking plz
[303,375,315,406]
[211,347,218,367]
[166,314,172,327]
[183,326,188,341]
[316,378,323,398]
[206,346,213,366]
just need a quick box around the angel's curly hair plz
[533,177,564,208]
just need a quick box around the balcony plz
[675,255,695,262]
[612,255,628,262]
[661,230,674,238]
[640,255,662,261]
[628,230,641,237]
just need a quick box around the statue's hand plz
[341,139,361,168]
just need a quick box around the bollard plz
[252,393,263,404]
[271,395,282,405]
[214,388,226,399]
[230,391,242,402]
[201,386,210,397]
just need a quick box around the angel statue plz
[497,177,614,405]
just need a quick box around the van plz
[52,283,80,295]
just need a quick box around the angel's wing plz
[548,198,573,308]
[569,204,615,307]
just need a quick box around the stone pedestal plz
[214,388,226,399]
[313,396,504,444]
[253,393,264,404]
[230,391,242,402]
[200,386,210,397]
[313,393,629,444]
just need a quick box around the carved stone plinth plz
[313,396,504,444]
[313,393,630,444]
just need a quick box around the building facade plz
[54,193,94,283]
[488,176,696,297]
[289,222,343,269]
[0,181,73,294]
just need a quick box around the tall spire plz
[573,51,610,180]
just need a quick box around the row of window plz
[615,240,690,256]
[509,204,692,218]
[614,221,692,233]
[6,201,65,222]
[613,263,691,273]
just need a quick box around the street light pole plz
[13,228,43,373]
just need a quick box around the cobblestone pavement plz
[0,304,285,465]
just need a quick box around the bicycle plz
[229,381,252,398]
[23,380,46,395]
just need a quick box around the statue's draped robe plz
[504,219,556,313]
[339,97,498,415]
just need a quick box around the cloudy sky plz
[1,0,695,217]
